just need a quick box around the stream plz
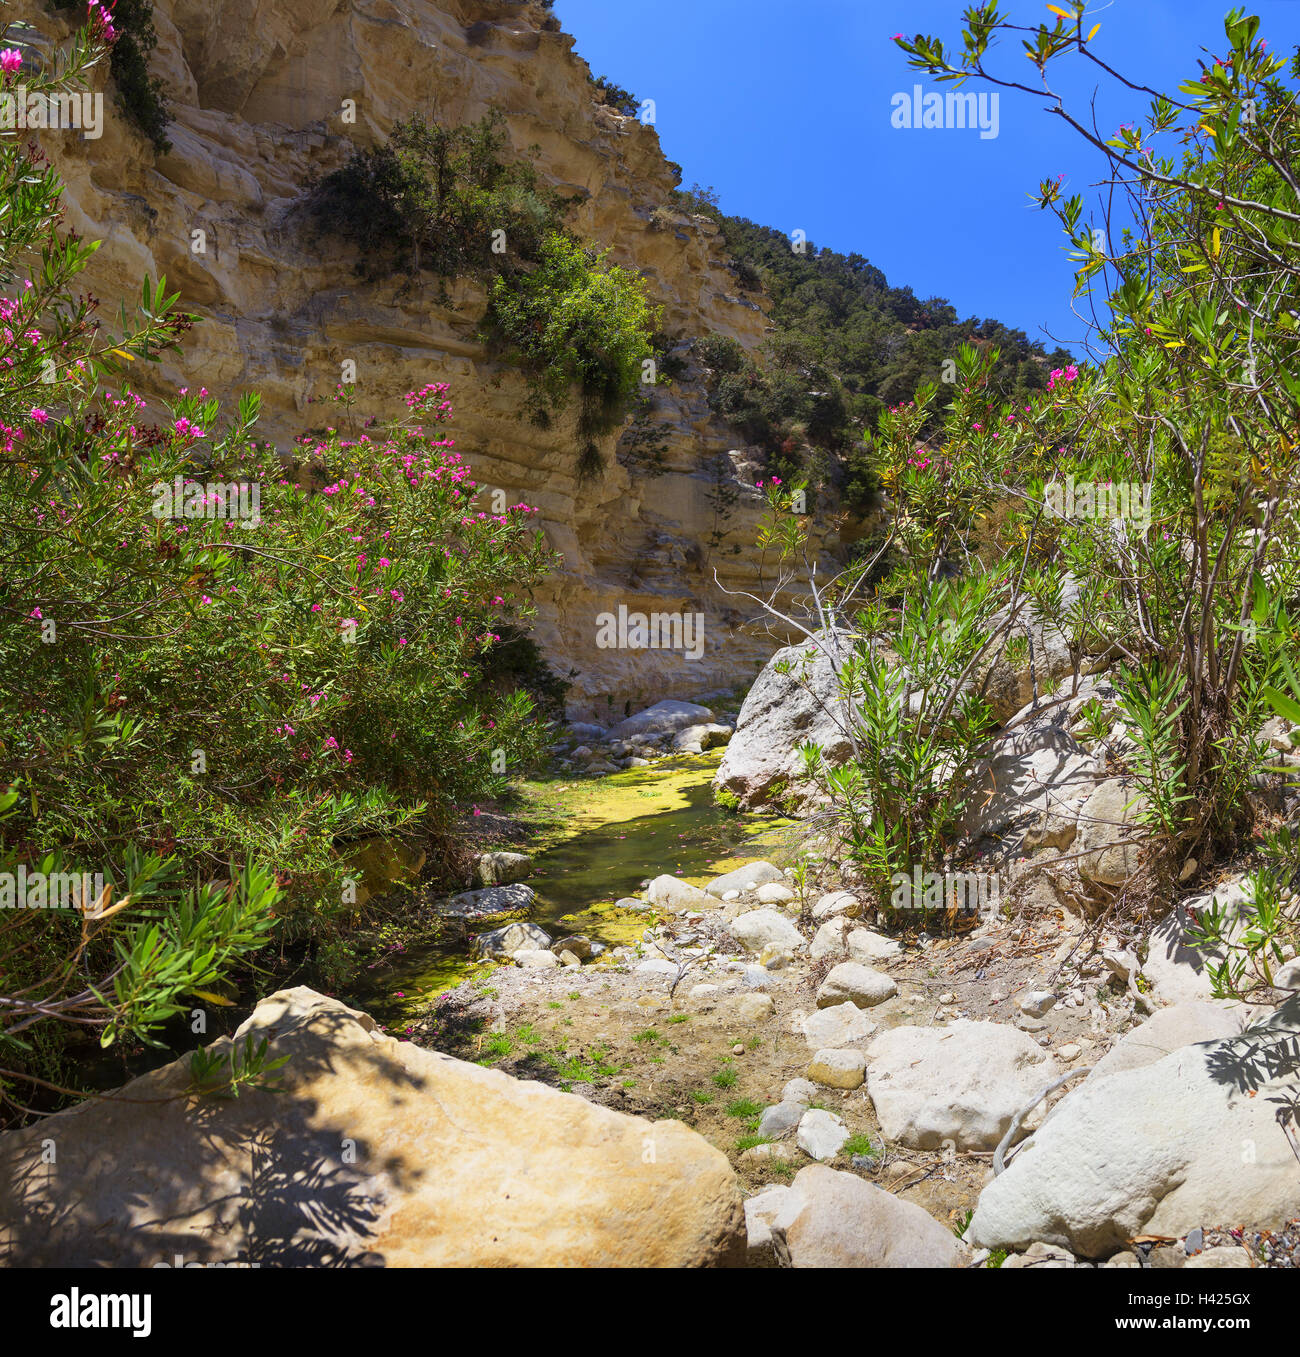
[350,750,798,1025]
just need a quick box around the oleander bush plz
[0,19,558,1119]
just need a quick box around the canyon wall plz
[18,0,856,718]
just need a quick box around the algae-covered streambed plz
[350,751,798,1023]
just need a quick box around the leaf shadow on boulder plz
[0,1000,428,1268]
[1203,993,1300,1168]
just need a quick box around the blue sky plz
[552,0,1300,357]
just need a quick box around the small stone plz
[730,908,805,955]
[1002,1240,1075,1269]
[1018,990,1058,1017]
[807,1048,867,1090]
[801,1003,877,1049]
[718,991,774,1022]
[846,929,902,964]
[811,891,861,922]
[757,1101,804,1138]
[514,949,560,969]
[782,1077,817,1106]
[1055,1043,1082,1062]
[817,962,898,1009]
[551,934,593,960]
[796,1108,850,1162]
[635,958,678,977]
[739,1141,793,1164]
[1184,1246,1254,1269]
[939,992,956,1005]
[758,944,794,970]
[732,1043,745,1055]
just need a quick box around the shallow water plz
[351,751,797,1022]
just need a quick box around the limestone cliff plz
[17,0,855,717]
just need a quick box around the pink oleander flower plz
[1,49,23,75]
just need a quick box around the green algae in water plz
[352,751,796,1023]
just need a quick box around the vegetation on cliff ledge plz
[309,110,660,480]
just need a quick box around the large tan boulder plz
[0,988,745,1267]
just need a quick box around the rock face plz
[1085,1003,1249,1083]
[958,718,1101,850]
[0,988,747,1267]
[865,1021,1058,1151]
[713,633,854,810]
[16,0,859,720]
[968,1000,1300,1258]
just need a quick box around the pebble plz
[1018,990,1058,1017]
[807,1047,867,1090]
[782,1077,817,1105]
[796,1108,849,1162]
[757,1101,804,1138]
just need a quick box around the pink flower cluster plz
[1047,364,1079,393]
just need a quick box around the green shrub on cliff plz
[309,110,565,284]
[311,113,659,477]
[51,0,171,150]
[485,231,659,477]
